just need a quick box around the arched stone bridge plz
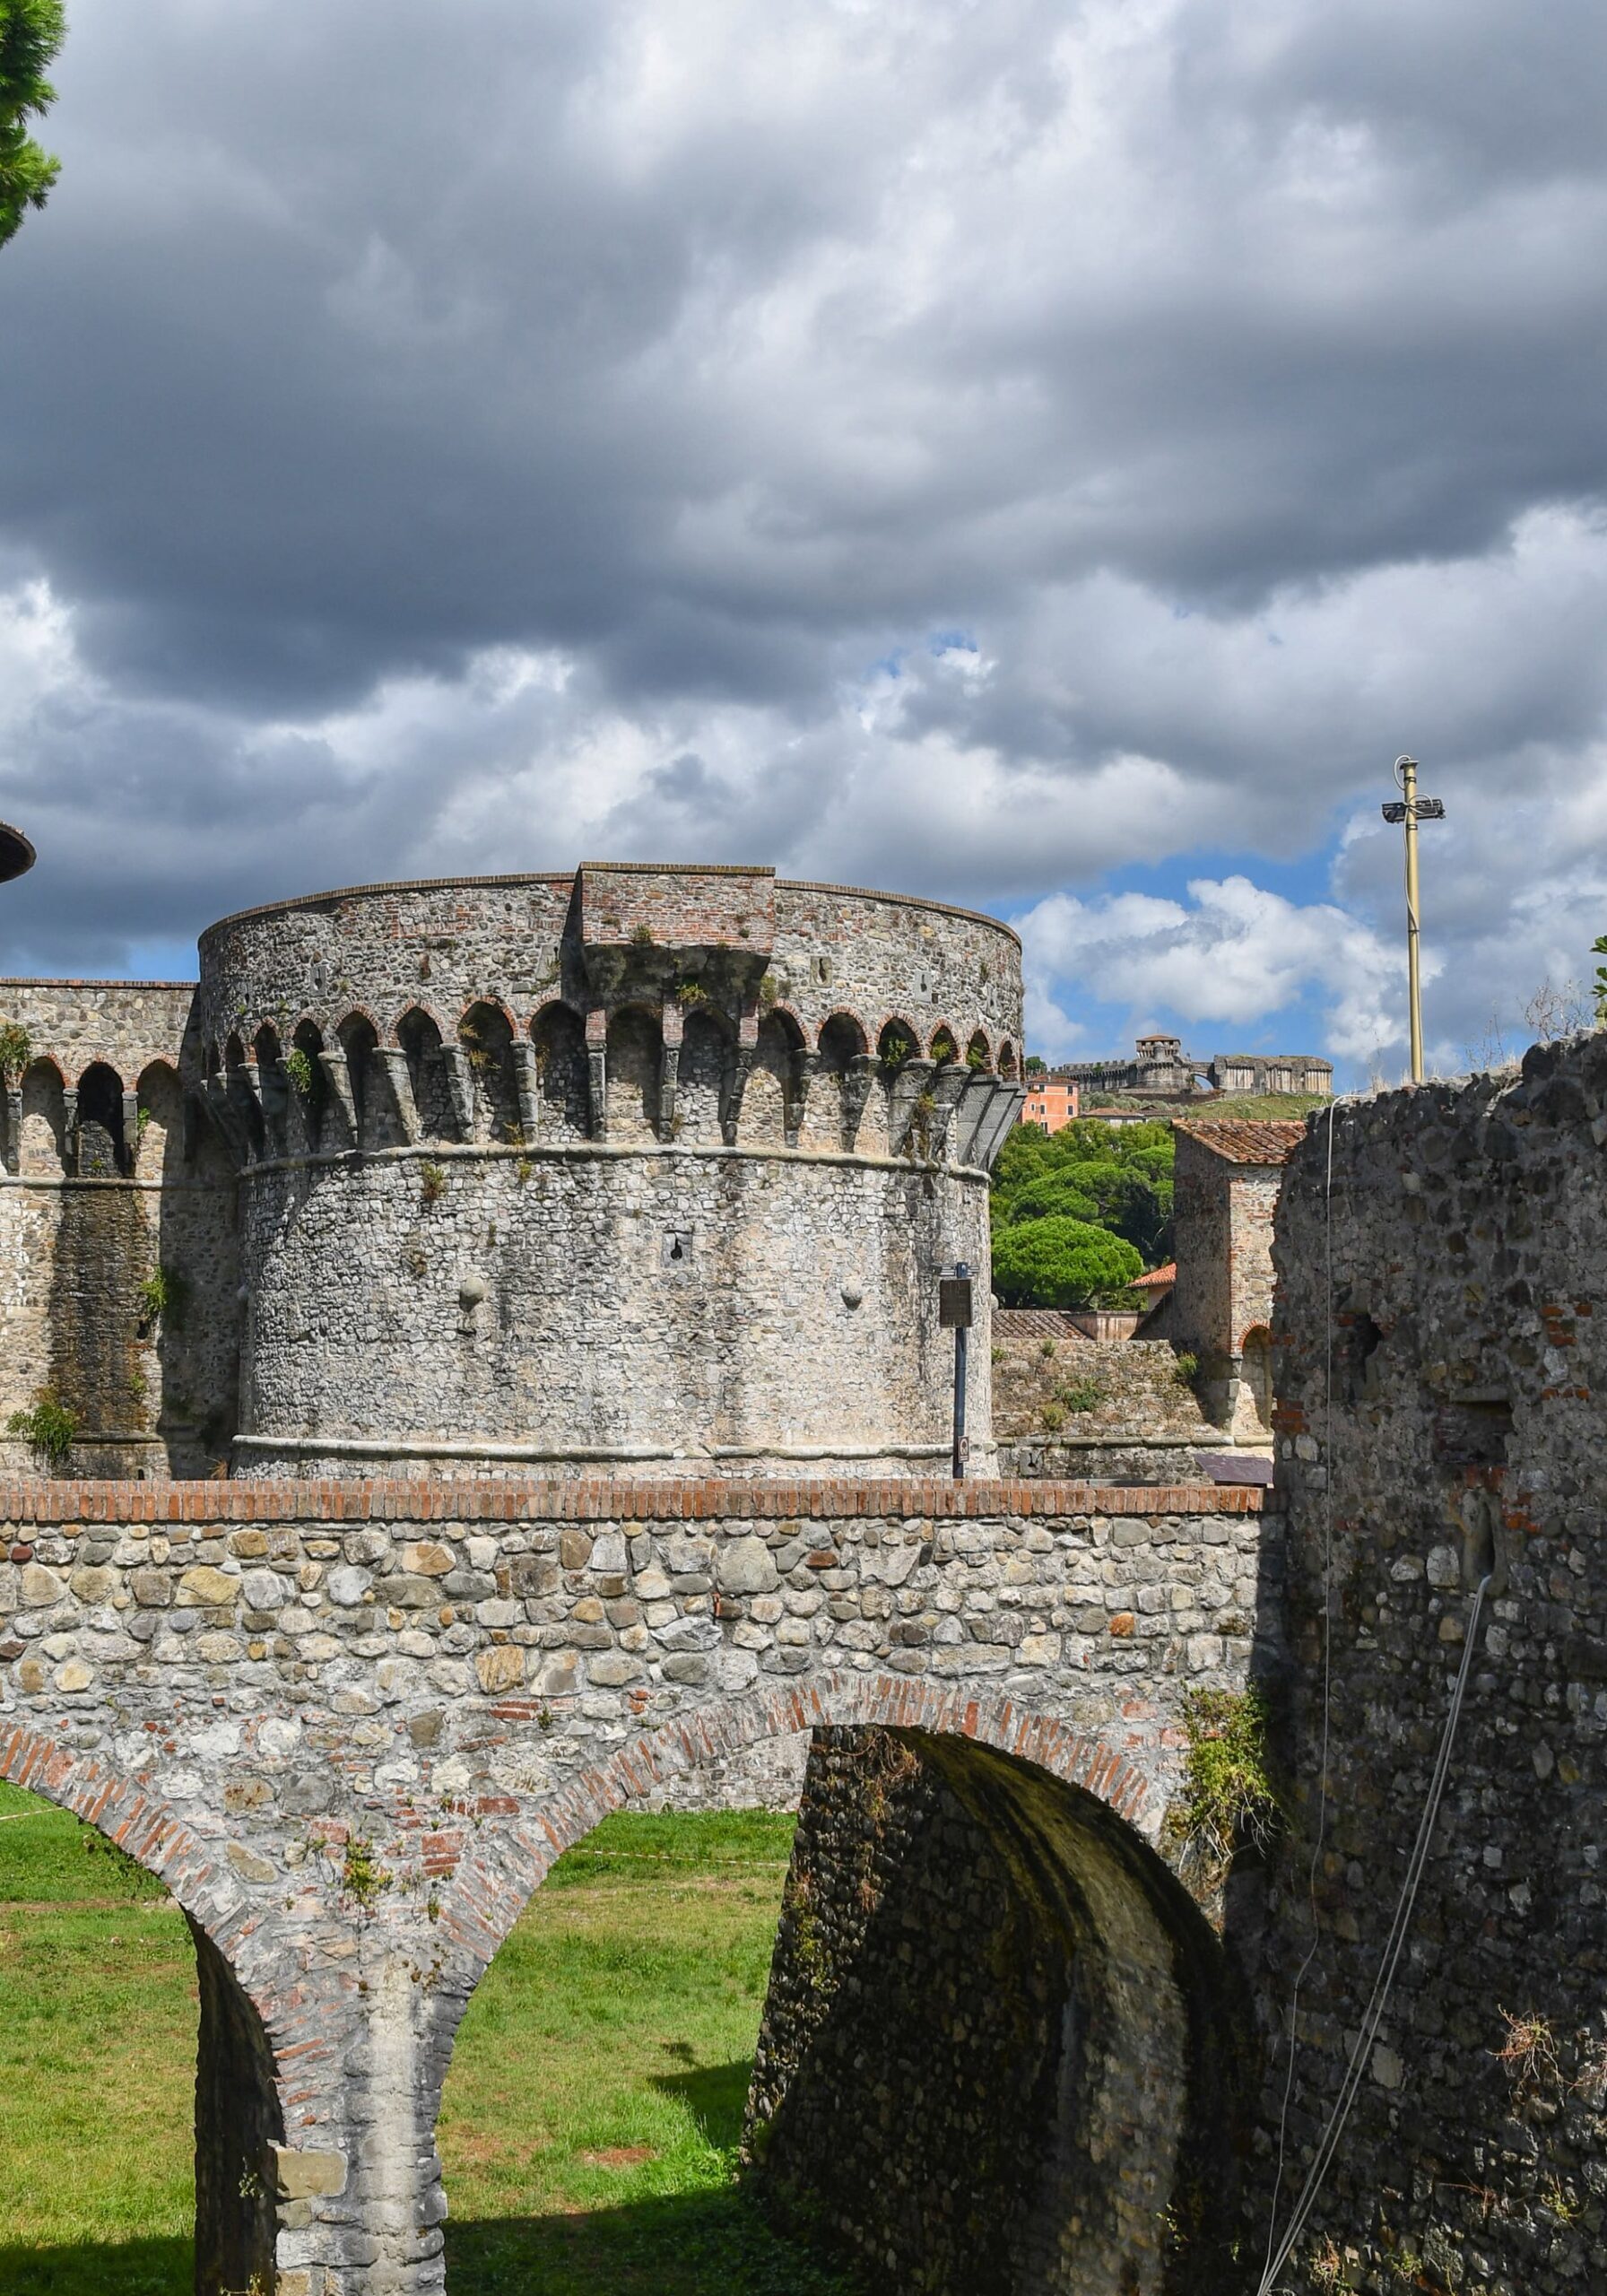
[0,1474,1279,2295]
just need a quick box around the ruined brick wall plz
[1255,1040,1607,2292]
[0,1475,1273,2294]
[1170,1131,1237,1369]
[1171,1133,1288,1439]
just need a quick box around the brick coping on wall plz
[0,1475,1267,1524]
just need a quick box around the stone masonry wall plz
[0,1474,1273,2296]
[748,1724,1249,2296]
[0,977,199,1080]
[194,864,1024,1477]
[0,983,239,1476]
[992,1309,1225,1481]
[237,1147,990,1477]
[1256,1039,1607,2292]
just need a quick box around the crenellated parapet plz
[187,865,1024,1172]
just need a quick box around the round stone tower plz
[191,865,1025,1477]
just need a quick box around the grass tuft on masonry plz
[7,1387,77,1473]
[1169,1686,1282,1874]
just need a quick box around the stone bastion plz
[0,865,1026,1480]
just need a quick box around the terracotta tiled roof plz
[1171,1118,1307,1166]
[1131,1263,1177,1290]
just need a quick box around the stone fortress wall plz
[0,979,240,1477]
[4,986,1607,2294]
[1256,1037,1607,2292]
[0,866,1026,1480]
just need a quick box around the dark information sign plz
[939,1277,974,1329]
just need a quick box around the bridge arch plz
[0,1726,291,2293]
[426,1675,1244,2296]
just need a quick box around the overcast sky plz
[3,0,1605,1081]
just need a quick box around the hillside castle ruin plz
[0,848,1600,2296]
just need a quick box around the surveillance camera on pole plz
[1381,758,1444,1083]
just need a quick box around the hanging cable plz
[1256,1570,1490,2292]
[1259,1097,1342,2283]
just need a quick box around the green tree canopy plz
[990,1113,1176,1299]
[1,1,64,251]
[991,1216,1143,1309]
[1000,1172,1101,1227]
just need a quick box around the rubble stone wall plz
[0,1473,1273,2296]
[194,871,1025,1074]
[236,1147,990,1477]
[748,1724,1248,2296]
[0,867,1028,1482]
[0,979,240,1474]
[1259,1039,1607,2293]
[201,866,1023,1476]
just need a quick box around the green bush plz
[0,1019,31,1083]
[137,1265,188,1331]
[1176,1687,1281,1866]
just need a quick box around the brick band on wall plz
[0,1474,1267,1526]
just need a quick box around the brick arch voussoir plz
[429,1671,1163,1998]
[332,1003,385,1048]
[0,1724,293,2012]
[758,1001,806,1043]
[456,994,519,1039]
[814,1007,869,1057]
[527,996,586,1037]
[387,998,452,1049]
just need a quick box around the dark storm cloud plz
[1,0,1605,1069]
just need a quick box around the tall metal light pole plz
[1381,758,1444,1083]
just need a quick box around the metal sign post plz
[940,1264,973,1480]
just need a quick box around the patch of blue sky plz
[117,936,200,983]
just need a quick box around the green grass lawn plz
[0,1785,851,2296]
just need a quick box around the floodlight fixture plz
[1379,758,1445,1082]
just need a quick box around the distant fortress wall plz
[1059,1034,1333,1101]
